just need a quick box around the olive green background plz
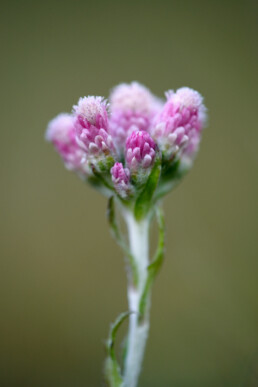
[1,0,257,386]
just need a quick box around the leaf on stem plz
[138,207,165,321]
[104,311,131,387]
[87,175,112,197]
[154,159,189,200]
[91,163,114,193]
[134,158,161,221]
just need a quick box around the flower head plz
[46,82,207,199]
[111,162,132,199]
[110,82,159,114]
[73,96,116,170]
[151,87,207,163]
[109,82,161,154]
[126,130,156,172]
[46,113,89,175]
[73,96,109,129]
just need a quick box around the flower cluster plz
[46,82,207,201]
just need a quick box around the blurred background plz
[0,0,257,386]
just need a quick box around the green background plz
[1,0,257,386]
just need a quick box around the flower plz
[125,130,156,172]
[151,87,207,163]
[111,162,132,198]
[46,82,207,196]
[110,82,159,114]
[45,113,89,175]
[109,82,161,154]
[73,96,116,168]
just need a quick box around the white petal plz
[142,154,152,168]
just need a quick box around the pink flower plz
[45,113,89,175]
[111,162,132,198]
[151,87,207,161]
[125,131,156,171]
[73,96,116,161]
[47,83,207,188]
[109,82,162,153]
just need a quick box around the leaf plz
[91,163,114,192]
[161,159,181,182]
[107,196,119,239]
[138,207,165,321]
[134,158,161,221]
[87,175,112,197]
[107,197,138,287]
[104,312,131,387]
[154,159,189,200]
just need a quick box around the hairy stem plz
[123,211,150,387]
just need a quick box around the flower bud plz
[73,96,116,169]
[152,87,207,162]
[45,113,89,176]
[125,130,156,174]
[111,162,132,199]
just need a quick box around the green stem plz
[105,203,165,387]
[122,211,150,387]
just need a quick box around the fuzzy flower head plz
[151,87,207,163]
[110,82,159,115]
[73,96,116,170]
[46,82,207,201]
[46,113,89,175]
[109,82,162,154]
[111,162,132,199]
[125,130,156,180]
[74,96,109,128]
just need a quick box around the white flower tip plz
[73,96,108,124]
[174,87,203,108]
[45,113,74,143]
[110,81,156,114]
[142,154,152,168]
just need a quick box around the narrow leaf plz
[139,207,165,321]
[134,158,161,221]
[154,159,188,201]
[104,312,131,387]
[91,163,114,192]
[87,175,112,197]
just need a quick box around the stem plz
[123,211,150,387]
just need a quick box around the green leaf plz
[87,175,112,197]
[134,158,161,221]
[90,163,114,192]
[107,196,118,238]
[107,197,138,287]
[154,159,189,200]
[138,207,165,321]
[104,312,131,387]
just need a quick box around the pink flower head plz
[110,82,159,114]
[73,96,116,162]
[151,87,207,161]
[111,162,132,198]
[109,82,162,153]
[45,113,89,175]
[47,83,207,193]
[126,130,156,172]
